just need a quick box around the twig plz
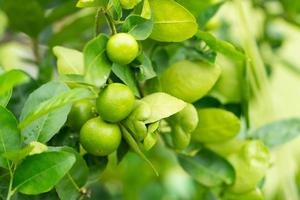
[103,9,117,35]
[94,8,102,37]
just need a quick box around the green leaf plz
[53,46,84,75]
[143,122,159,151]
[0,157,8,169]
[0,69,30,96]
[0,10,8,38]
[48,13,96,47]
[76,0,108,8]
[45,1,78,25]
[134,53,156,81]
[55,147,89,200]
[0,106,21,154]
[2,142,47,163]
[197,1,224,29]
[141,0,151,19]
[149,0,198,42]
[143,131,158,151]
[0,105,19,167]
[13,151,76,195]
[250,118,300,148]
[175,0,211,17]
[192,108,241,143]
[84,34,112,87]
[205,139,247,158]
[176,0,224,28]
[124,100,151,141]
[178,148,235,187]
[0,169,10,197]
[111,0,122,20]
[223,188,264,200]
[19,82,69,143]
[120,0,142,9]
[196,30,245,60]
[3,142,48,164]
[141,92,186,123]
[0,90,12,107]
[112,63,140,97]
[19,83,96,143]
[59,74,96,88]
[2,0,45,38]
[122,15,153,40]
[120,125,158,176]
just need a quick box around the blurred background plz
[0,0,300,199]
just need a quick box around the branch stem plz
[95,8,117,36]
[103,9,117,35]
[94,8,102,37]
[6,164,16,200]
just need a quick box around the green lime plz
[96,83,135,122]
[67,99,96,130]
[80,117,121,156]
[106,33,139,65]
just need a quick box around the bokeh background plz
[0,0,300,199]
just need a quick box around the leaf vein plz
[14,157,72,190]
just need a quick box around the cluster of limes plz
[81,82,136,156]
[68,31,225,155]
[68,32,140,156]
[68,29,240,158]
[69,83,135,156]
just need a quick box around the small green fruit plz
[96,83,135,123]
[106,33,139,65]
[67,99,96,130]
[80,117,121,156]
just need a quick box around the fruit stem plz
[6,164,16,200]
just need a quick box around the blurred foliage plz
[0,0,300,199]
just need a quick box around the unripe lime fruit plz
[106,33,139,65]
[67,99,96,130]
[80,117,121,156]
[96,83,135,122]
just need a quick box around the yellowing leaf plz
[142,92,186,123]
[160,60,221,103]
[53,46,84,75]
[149,0,198,42]
[0,69,30,96]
